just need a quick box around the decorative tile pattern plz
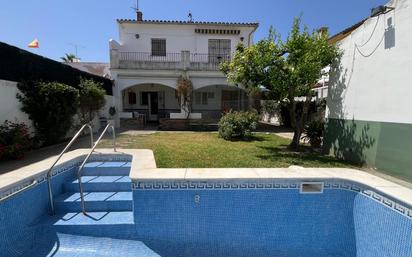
[133,179,412,220]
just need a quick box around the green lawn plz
[98,132,354,168]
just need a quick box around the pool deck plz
[1,148,412,207]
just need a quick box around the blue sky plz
[0,0,387,62]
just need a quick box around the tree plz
[17,81,79,145]
[221,17,339,150]
[78,78,106,124]
[61,53,80,63]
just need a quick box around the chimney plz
[136,10,143,21]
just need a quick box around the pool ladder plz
[47,123,116,215]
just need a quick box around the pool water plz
[0,160,411,257]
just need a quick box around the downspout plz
[247,24,258,47]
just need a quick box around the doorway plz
[147,92,158,121]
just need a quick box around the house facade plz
[109,11,258,124]
[324,0,412,182]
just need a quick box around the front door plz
[148,92,158,121]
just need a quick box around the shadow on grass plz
[256,145,356,166]
[224,134,269,142]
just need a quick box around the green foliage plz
[221,17,340,149]
[61,53,80,63]
[218,111,259,140]
[303,120,325,148]
[0,121,32,160]
[78,79,106,124]
[17,81,79,145]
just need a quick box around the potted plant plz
[107,106,116,126]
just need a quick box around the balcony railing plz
[117,51,231,71]
[190,53,231,71]
[120,52,182,62]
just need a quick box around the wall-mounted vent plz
[300,182,324,194]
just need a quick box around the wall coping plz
[1,148,411,208]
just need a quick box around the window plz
[151,39,166,56]
[141,92,149,105]
[208,39,231,63]
[202,92,208,105]
[128,92,136,105]
[195,92,211,105]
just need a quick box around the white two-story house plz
[109,10,258,125]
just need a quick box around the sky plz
[0,0,388,62]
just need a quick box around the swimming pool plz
[0,150,411,257]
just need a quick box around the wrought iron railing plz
[190,53,231,71]
[118,52,231,71]
[119,52,181,62]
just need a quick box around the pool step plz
[64,175,132,192]
[55,192,133,212]
[47,211,137,239]
[82,162,131,176]
[26,231,160,257]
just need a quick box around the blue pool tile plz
[54,192,133,212]
[26,232,160,257]
[53,211,134,226]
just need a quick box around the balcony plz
[112,50,230,71]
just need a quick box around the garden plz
[98,132,352,168]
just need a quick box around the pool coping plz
[1,148,411,208]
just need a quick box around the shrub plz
[303,119,325,148]
[0,121,32,160]
[78,78,106,124]
[218,111,259,140]
[17,81,79,145]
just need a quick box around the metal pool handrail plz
[47,124,94,215]
[77,123,116,214]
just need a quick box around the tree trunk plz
[289,89,312,151]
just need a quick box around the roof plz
[328,19,367,44]
[117,19,259,27]
[65,62,111,79]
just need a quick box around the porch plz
[120,83,251,127]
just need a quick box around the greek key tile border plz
[132,179,412,220]
[0,153,132,201]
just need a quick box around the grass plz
[98,132,354,168]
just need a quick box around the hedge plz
[0,41,112,95]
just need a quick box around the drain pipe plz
[247,24,258,47]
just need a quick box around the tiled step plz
[55,192,133,212]
[47,211,137,238]
[82,162,131,176]
[64,176,132,192]
[26,232,160,257]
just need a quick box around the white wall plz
[0,80,32,130]
[117,22,256,54]
[327,0,412,124]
